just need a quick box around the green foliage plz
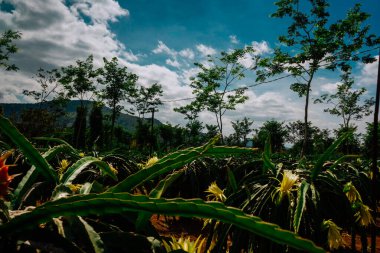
[259,0,379,156]
[73,106,87,149]
[0,30,21,71]
[99,57,138,143]
[128,82,163,119]
[293,180,309,233]
[0,192,324,253]
[0,115,58,183]
[175,48,256,140]
[254,120,288,153]
[108,136,255,193]
[229,117,254,146]
[89,102,104,149]
[315,71,374,129]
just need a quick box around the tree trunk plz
[110,105,116,146]
[301,75,313,157]
[370,50,380,253]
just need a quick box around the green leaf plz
[0,115,58,183]
[263,136,276,174]
[293,180,309,233]
[328,155,359,172]
[311,132,350,180]
[12,144,80,209]
[135,169,184,231]
[33,137,80,157]
[78,216,105,253]
[79,182,94,195]
[227,167,238,193]
[61,157,117,185]
[0,192,324,253]
[108,143,254,193]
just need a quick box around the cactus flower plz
[0,151,14,198]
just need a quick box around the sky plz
[0,0,379,136]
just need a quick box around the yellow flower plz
[205,181,226,202]
[68,184,81,193]
[343,182,362,203]
[322,219,345,250]
[272,170,299,205]
[58,159,70,176]
[108,163,118,175]
[145,156,159,167]
[355,203,374,227]
[163,235,205,253]
[79,152,85,157]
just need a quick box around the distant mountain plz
[0,100,162,132]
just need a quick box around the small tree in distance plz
[59,55,100,148]
[258,0,380,156]
[175,48,258,143]
[315,70,374,129]
[99,57,138,145]
[0,30,21,71]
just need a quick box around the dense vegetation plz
[0,0,379,252]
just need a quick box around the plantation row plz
[0,115,377,253]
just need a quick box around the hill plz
[0,100,162,132]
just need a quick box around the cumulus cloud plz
[251,40,272,55]
[69,0,129,24]
[229,35,239,44]
[196,44,217,57]
[179,48,195,60]
[165,58,181,68]
[358,55,378,86]
[320,81,340,94]
[237,52,255,68]
[152,40,176,57]
[0,0,135,105]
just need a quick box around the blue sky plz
[0,0,379,136]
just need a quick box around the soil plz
[151,214,380,253]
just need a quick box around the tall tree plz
[128,83,163,119]
[128,83,163,153]
[0,30,21,71]
[315,71,374,129]
[22,68,68,136]
[175,48,257,142]
[254,120,288,153]
[259,0,380,156]
[89,102,104,150]
[231,117,254,146]
[59,55,99,148]
[99,57,138,144]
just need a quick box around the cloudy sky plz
[0,0,379,136]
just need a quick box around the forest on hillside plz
[0,0,380,252]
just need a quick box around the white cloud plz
[179,48,195,60]
[358,55,378,86]
[196,44,217,57]
[237,52,254,68]
[0,0,131,107]
[251,41,272,55]
[69,0,129,24]
[0,0,129,71]
[320,81,340,94]
[229,35,239,44]
[123,51,139,62]
[152,41,177,57]
[165,58,181,68]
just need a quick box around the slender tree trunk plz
[370,50,380,253]
[150,109,155,156]
[301,74,314,157]
[219,111,224,144]
[110,105,116,146]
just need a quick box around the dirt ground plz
[151,214,380,252]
